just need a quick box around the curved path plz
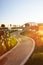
[0,37,35,65]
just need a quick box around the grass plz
[21,30,43,65]
[9,29,18,33]
[25,45,43,65]
[25,52,43,65]
[32,53,43,60]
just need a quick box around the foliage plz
[1,24,5,28]
[0,29,17,56]
[8,36,17,48]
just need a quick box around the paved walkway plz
[0,37,35,65]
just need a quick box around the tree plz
[1,24,5,28]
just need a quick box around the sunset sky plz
[0,0,43,25]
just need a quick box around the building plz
[23,22,38,31]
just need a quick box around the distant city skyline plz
[0,0,43,25]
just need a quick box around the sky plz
[0,0,43,25]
